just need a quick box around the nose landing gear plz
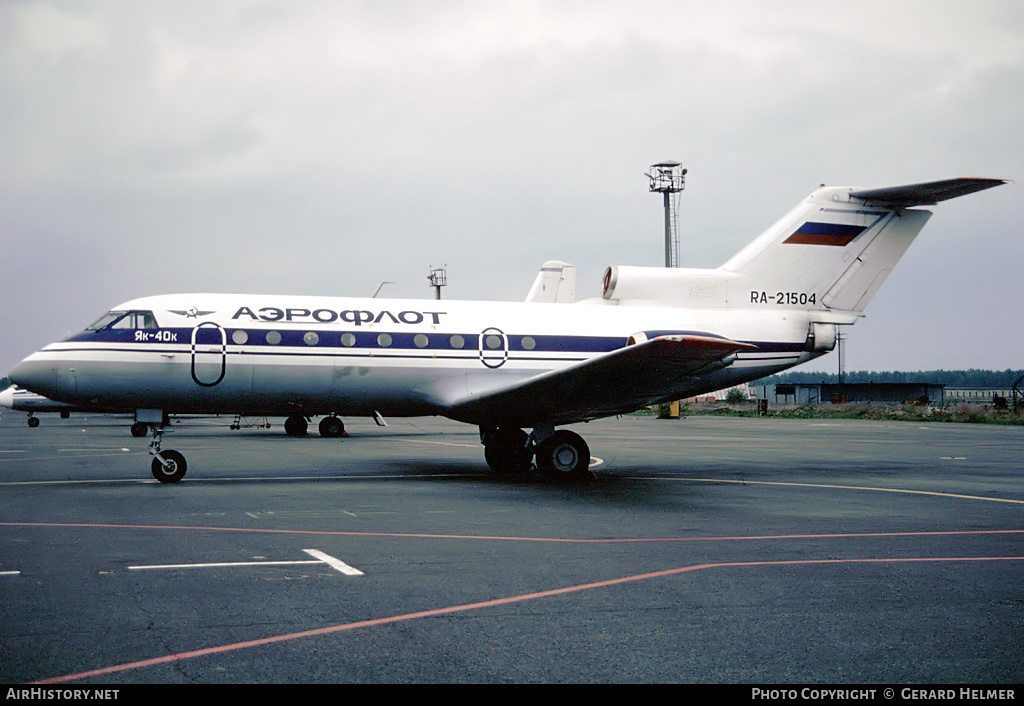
[147,422,187,483]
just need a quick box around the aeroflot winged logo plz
[169,307,216,318]
[783,221,866,247]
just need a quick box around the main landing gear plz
[317,415,347,438]
[283,414,347,438]
[481,426,593,480]
[25,411,71,427]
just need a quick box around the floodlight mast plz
[428,265,447,300]
[647,161,687,267]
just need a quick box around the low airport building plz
[944,386,1015,407]
[751,382,945,406]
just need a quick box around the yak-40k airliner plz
[8,177,1006,483]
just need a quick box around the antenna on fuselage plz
[428,265,447,300]
[646,160,687,267]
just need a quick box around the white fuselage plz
[17,178,1000,430]
[9,292,822,424]
[7,177,1004,483]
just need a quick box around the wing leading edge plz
[446,335,756,427]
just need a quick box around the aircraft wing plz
[850,177,1007,207]
[446,334,756,427]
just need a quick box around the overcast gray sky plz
[2,0,1021,377]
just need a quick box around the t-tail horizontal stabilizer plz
[849,177,1008,207]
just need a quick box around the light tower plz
[648,160,687,421]
[428,265,447,300]
[647,160,687,267]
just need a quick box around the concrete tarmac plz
[0,409,1021,684]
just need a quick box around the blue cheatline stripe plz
[67,328,629,353]
[39,346,593,366]
[67,327,750,353]
[51,334,807,360]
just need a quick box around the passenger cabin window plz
[86,310,158,331]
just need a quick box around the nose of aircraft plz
[8,357,55,398]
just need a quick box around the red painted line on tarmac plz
[32,554,1024,684]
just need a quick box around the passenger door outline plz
[478,327,509,369]
[191,322,227,387]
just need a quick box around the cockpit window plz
[87,311,126,330]
[86,310,158,331]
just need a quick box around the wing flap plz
[446,335,756,427]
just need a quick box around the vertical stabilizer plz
[722,190,933,312]
[600,178,1005,313]
[721,179,1007,313]
[526,261,577,303]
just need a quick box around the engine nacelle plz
[601,265,736,306]
[807,322,838,352]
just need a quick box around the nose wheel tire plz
[151,450,187,483]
